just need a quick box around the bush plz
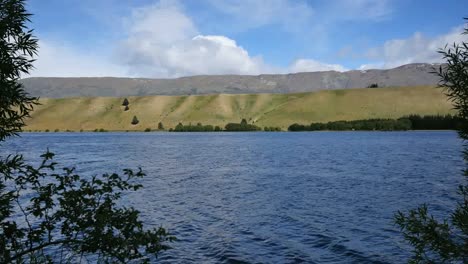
[288,123,307,131]
[54,129,59,132]
[172,122,215,132]
[158,122,164,130]
[144,127,151,132]
[131,116,139,125]
[124,105,129,111]
[225,119,261,131]
[264,126,281,132]
[45,129,50,132]
[122,98,129,106]
[367,83,379,88]
[214,126,222,131]
[0,151,175,263]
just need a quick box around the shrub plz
[124,105,129,111]
[225,119,261,131]
[288,123,307,131]
[122,98,129,106]
[158,122,164,130]
[131,116,139,125]
[172,122,215,132]
[144,128,151,132]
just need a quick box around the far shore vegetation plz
[288,114,461,131]
[23,114,462,133]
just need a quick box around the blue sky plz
[26,0,467,77]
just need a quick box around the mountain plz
[25,86,453,131]
[21,63,442,98]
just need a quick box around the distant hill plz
[21,63,442,98]
[25,86,453,131]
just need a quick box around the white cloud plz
[289,59,348,72]
[117,2,269,77]
[360,26,467,69]
[28,40,127,78]
[26,1,353,78]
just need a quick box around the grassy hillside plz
[25,86,454,131]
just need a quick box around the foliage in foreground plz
[0,0,174,262]
[0,151,174,263]
[395,19,468,263]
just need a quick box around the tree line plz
[171,123,222,132]
[288,114,462,131]
[170,119,263,132]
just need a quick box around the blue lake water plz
[1,131,464,263]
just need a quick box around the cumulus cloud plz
[117,1,269,77]
[359,26,467,69]
[26,1,353,78]
[289,59,348,73]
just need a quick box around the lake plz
[1,131,464,263]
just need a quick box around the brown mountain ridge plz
[21,63,442,98]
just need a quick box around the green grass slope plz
[25,86,454,131]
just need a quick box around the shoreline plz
[20,129,457,133]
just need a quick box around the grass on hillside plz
[25,86,454,131]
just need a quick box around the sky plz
[26,0,467,78]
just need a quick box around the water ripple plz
[1,131,463,263]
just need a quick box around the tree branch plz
[9,239,83,262]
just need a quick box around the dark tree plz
[395,19,468,263]
[122,98,129,106]
[0,0,38,141]
[124,105,129,111]
[240,119,248,126]
[0,1,173,262]
[158,122,164,130]
[175,123,183,131]
[131,115,139,125]
[367,83,379,88]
